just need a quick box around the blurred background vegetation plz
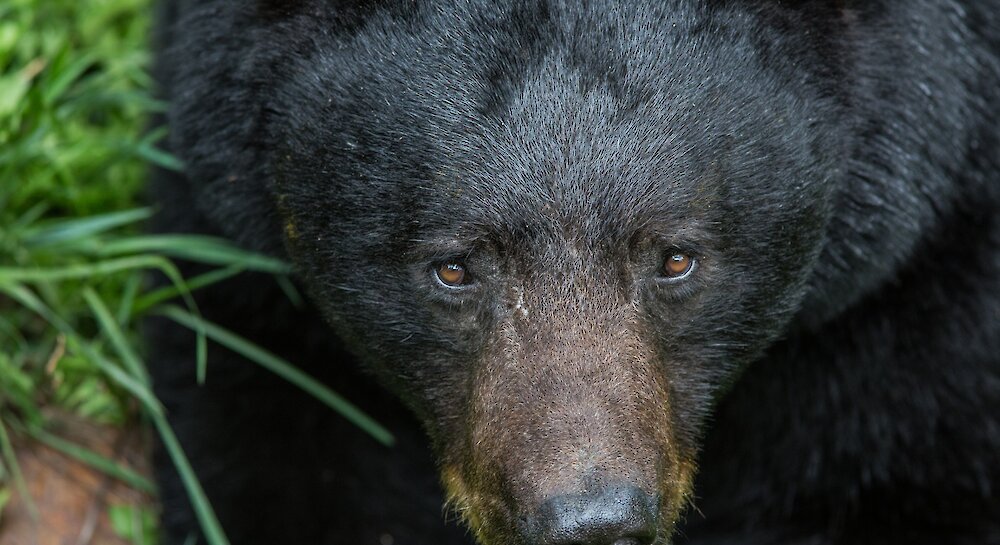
[0,0,255,542]
[1,2,391,543]
[1,0,163,541]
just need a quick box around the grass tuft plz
[1,1,391,542]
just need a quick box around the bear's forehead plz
[279,0,830,253]
[410,71,726,242]
[324,0,782,135]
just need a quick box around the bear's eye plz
[663,253,695,279]
[435,262,470,288]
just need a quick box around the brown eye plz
[435,262,468,287]
[664,253,694,278]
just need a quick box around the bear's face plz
[269,3,842,543]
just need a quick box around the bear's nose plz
[527,485,657,545]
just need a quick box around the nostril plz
[529,485,657,545]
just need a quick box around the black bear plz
[148,1,1000,544]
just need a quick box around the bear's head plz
[258,2,843,544]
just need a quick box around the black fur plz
[149,1,1000,544]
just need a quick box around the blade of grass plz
[0,254,176,282]
[0,489,10,521]
[2,283,186,528]
[0,284,163,416]
[0,254,209,380]
[0,315,29,352]
[68,90,166,114]
[134,126,183,171]
[83,287,147,384]
[133,142,184,171]
[132,265,244,314]
[23,208,153,247]
[158,305,395,447]
[95,235,290,274]
[76,342,165,417]
[9,202,49,233]
[20,425,155,494]
[42,49,97,106]
[0,418,36,520]
[116,272,142,326]
[275,274,304,308]
[132,505,146,545]
[150,412,230,545]
[0,285,229,545]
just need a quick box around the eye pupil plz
[436,262,467,286]
[664,253,693,277]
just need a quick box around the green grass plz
[1,0,159,511]
[0,0,158,424]
[0,1,391,543]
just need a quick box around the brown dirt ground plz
[0,412,154,545]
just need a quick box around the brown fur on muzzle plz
[441,281,697,545]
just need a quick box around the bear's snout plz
[439,274,698,544]
[525,485,658,545]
